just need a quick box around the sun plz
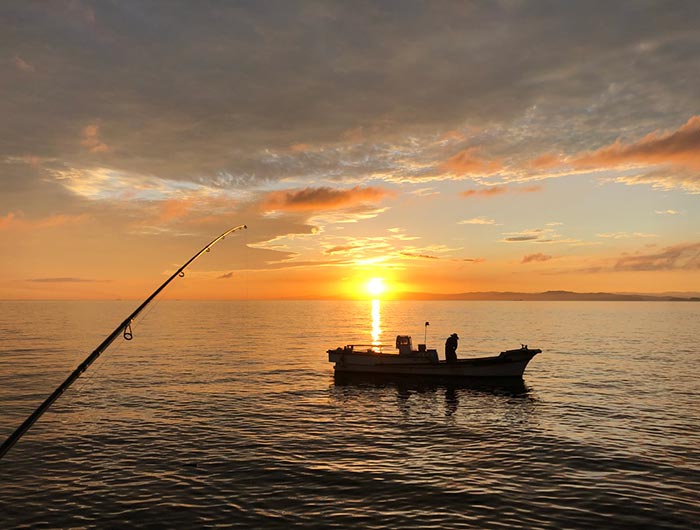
[366,277,386,297]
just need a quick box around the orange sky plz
[1,2,699,300]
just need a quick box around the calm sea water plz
[0,300,698,529]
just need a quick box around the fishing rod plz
[0,224,247,460]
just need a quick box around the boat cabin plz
[395,335,439,362]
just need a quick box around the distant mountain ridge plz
[400,290,700,301]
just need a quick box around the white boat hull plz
[328,347,540,379]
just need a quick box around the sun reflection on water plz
[371,299,381,349]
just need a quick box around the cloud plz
[0,211,88,231]
[217,272,234,279]
[410,187,439,197]
[81,124,109,153]
[655,209,679,215]
[325,244,361,255]
[2,2,699,199]
[459,217,498,225]
[460,185,541,198]
[501,226,577,244]
[505,234,540,242]
[157,198,195,222]
[528,153,561,169]
[597,232,657,239]
[461,186,508,198]
[614,242,700,271]
[51,166,250,203]
[289,143,311,153]
[2,4,699,175]
[400,251,439,260]
[260,186,391,213]
[609,169,700,194]
[573,116,700,170]
[522,253,553,263]
[513,116,700,193]
[12,56,35,73]
[443,148,502,175]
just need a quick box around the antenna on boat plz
[424,321,429,345]
[0,224,248,460]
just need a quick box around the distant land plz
[399,290,700,302]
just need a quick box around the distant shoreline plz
[2,290,699,302]
[397,290,700,302]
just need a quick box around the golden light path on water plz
[371,299,381,349]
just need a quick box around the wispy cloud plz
[410,187,439,197]
[0,211,88,231]
[261,186,391,213]
[460,185,541,198]
[655,209,679,215]
[573,116,700,171]
[52,166,248,203]
[325,244,362,255]
[461,186,508,198]
[443,148,502,175]
[459,216,498,225]
[12,55,35,73]
[528,153,560,169]
[614,242,700,271]
[504,233,540,242]
[81,124,109,153]
[400,251,439,260]
[521,253,553,264]
[597,232,657,239]
[501,226,577,244]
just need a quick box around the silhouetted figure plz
[445,333,459,363]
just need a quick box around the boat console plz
[395,335,439,363]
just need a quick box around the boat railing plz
[344,344,388,353]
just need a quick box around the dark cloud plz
[400,251,439,260]
[501,226,574,244]
[2,1,699,190]
[522,253,553,264]
[505,235,540,242]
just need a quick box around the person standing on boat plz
[445,333,459,363]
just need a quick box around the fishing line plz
[0,224,248,460]
[70,266,187,400]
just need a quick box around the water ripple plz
[1,301,699,528]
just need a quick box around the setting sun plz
[366,277,386,297]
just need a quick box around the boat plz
[328,335,540,379]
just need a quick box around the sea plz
[0,300,698,529]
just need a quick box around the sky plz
[1,0,699,300]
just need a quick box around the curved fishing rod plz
[0,224,247,460]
